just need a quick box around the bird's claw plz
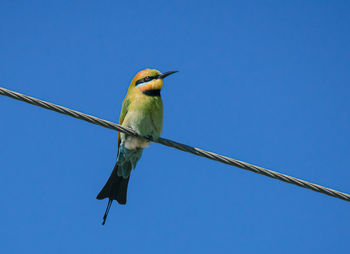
[144,135,154,141]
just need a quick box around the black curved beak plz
[159,70,179,79]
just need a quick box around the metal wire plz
[1,86,349,202]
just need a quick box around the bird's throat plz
[142,89,161,97]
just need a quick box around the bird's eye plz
[144,76,150,81]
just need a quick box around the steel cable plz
[1,86,349,202]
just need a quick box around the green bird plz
[96,68,178,225]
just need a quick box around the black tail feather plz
[97,163,130,225]
[102,199,113,225]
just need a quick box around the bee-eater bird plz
[96,68,178,225]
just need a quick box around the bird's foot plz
[144,135,154,141]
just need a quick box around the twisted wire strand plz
[1,86,349,202]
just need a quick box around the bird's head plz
[128,68,178,96]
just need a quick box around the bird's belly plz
[121,110,161,150]
[123,136,150,150]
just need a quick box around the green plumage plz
[121,94,163,140]
[96,68,177,225]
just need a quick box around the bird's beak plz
[159,71,179,79]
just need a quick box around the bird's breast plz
[120,97,163,150]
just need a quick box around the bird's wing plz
[117,97,130,154]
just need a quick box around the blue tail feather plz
[96,146,144,224]
[117,146,143,178]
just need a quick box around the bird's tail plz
[96,162,130,225]
[96,147,143,225]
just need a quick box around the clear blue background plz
[1,1,349,253]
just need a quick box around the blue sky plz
[1,1,350,253]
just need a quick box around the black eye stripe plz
[135,75,159,86]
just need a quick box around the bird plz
[96,68,178,225]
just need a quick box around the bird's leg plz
[144,135,155,141]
